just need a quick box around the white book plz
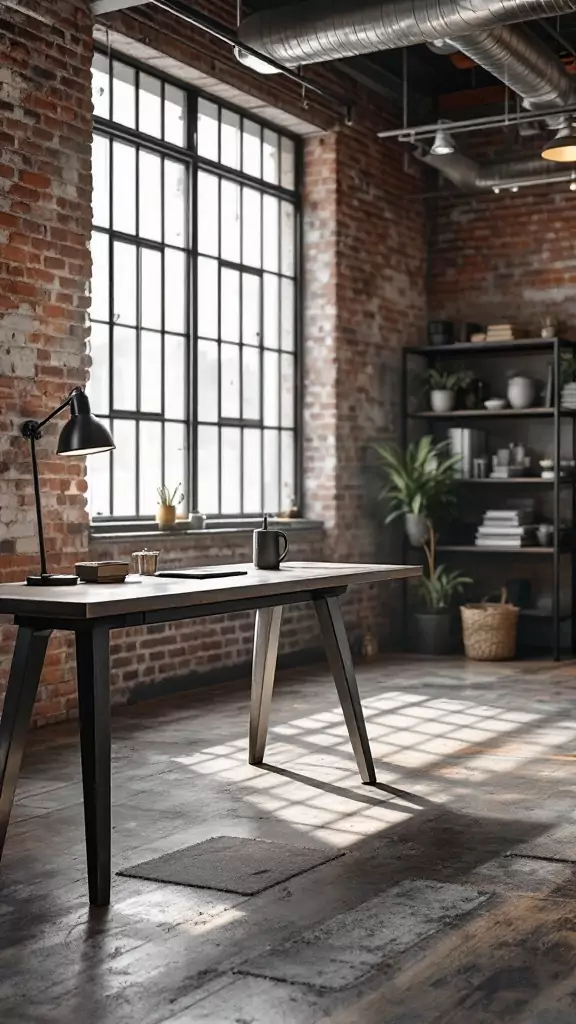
[475,538,524,547]
[477,526,527,536]
[482,513,532,524]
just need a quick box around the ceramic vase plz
[188,511,206,530]
[156,504,176,530]
[507,376,536,410]
[405,513,430,547]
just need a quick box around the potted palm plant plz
[425,368,474,413]
[373,435,460,547]
[373,435,470,653]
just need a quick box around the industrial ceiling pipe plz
[450,24,576,125]
[418,147,576,189]
[237,0,576,65]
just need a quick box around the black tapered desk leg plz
[313,594,376,784]
[76,626,111,906]
[0,626,52,859]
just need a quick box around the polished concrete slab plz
[2,655,576,1022]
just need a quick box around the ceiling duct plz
[237,0,576,66]
[450,24,576,124]
[419,147,575,188]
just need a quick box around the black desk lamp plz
[21,386,115,587]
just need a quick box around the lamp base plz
[26,574,79,587]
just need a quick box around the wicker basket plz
[460,589,519,661]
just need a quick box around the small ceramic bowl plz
[484,398,507,411]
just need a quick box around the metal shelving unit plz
[400,337,576,660]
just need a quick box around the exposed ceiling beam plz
[91,0,149,14]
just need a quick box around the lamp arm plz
[30,434,48,577]
[36,387,84,432]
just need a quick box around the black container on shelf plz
[428,321,454,346]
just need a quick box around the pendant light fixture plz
[234,47,280,74]
[234,0,279,74]
[541,122,576,163]
[430,121,456,156]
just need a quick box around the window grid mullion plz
[188,88,197,515]
[108,135,115,516]
[160,140,167,503]
[134,128,141,514]
[217,179,222,516]
[239,185,244,514]
[259,186,264,517]
[277,187,281,510]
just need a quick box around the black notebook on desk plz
[155,569,248,580]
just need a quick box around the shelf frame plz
[399,335,576,660]
[406,337,576,357]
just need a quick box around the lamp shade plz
[541,124,576,162]
[430,125,456,156]
[57,391,115,456]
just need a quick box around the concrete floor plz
[3,655,576,1022]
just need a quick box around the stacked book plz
[561,382,576,410]
[75,560,130,583]
[475,509,534,548]
[485,323,523,343]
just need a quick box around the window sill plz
[90,518,324,541]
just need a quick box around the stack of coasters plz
[75,561,130,584]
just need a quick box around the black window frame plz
[89,47,303,522]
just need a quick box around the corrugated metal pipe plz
[451,24,576,123]
[237,0,576,65]
[419,147,575,188]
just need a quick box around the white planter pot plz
[405,513,430,548]
[507,376,536,410]
[430,389,456,413]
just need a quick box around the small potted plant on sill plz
[373,435,460,548]
[156,483,184,530]
[425,368,474,413]
[415,528,471,654]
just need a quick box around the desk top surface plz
[0,562,420,621]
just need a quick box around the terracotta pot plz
[156,504,176,530]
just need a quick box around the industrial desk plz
[0,561,420,905]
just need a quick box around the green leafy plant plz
[560,351,576,387]
[425,368,474,392]
[419,564,472,611]
[372,435,461,525]
[157,483,184,507]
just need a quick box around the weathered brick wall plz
[304,123,427,641]
[428,185,576,330]
[0,0,93,724]
[0,1,427,726]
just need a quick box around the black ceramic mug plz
[253,515,289,570]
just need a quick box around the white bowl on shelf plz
[484,398,507,411]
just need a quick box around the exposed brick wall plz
[0,0,93,725]
[0,1,427,726]
[428,183,576,331]
[304,123,427,641]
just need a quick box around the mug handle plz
[278,532,289,562]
